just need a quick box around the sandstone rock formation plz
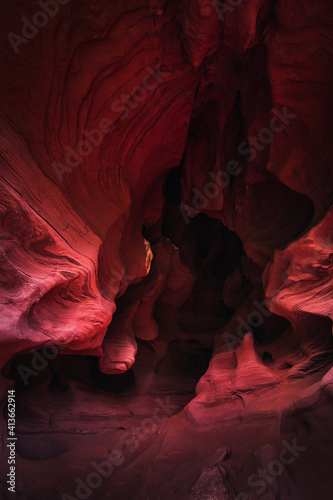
[0,0,333,499]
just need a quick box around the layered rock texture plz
[0,0,333,499]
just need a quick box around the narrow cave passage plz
[1,1,333,499]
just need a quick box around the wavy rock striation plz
[0,0,333,499]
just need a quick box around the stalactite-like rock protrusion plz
[0,0,333,499]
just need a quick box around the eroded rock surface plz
[0,0,333,499]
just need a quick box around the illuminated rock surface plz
[0,0,333,499]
